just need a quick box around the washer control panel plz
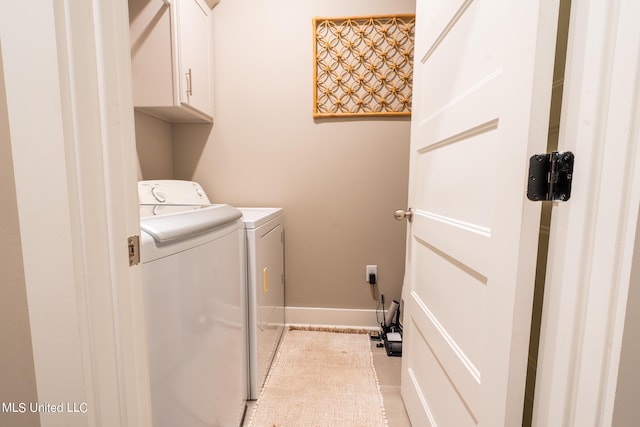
[138,180,211,204]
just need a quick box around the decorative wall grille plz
[313,14,415,118]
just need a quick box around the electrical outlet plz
[366,265,377,283]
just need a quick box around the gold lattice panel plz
[313,15,415,118]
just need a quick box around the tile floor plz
[242,336,412,426]
[371,339,412,427]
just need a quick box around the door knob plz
[394,208,414,222]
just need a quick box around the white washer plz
[139,202,247,427]
[138,181,286,400]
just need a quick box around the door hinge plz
[128,235,140,266]
[527,151,574,201]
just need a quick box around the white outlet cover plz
[366,265,377,282]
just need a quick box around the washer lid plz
[140,204,241,245]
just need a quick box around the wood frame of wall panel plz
[313,14,415,118]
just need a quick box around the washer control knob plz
[151,186,167,203]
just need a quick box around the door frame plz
[1,0,150,425]
[533,0,640,425]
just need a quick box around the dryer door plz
[256,222,285,390]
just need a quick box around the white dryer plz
[240,208,285,400]
[138,181,286,400]
[139,201,247,427]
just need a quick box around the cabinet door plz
[129,0,175,108]
[177,0,212,116]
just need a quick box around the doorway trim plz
[533,0,640,425]
[1,0,150,425]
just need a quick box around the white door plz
[401,1,560,425]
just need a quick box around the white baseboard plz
[285,306,381,330]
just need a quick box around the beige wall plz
[134,110,174,180]
[170,0,415,309]
[0,44,40,427]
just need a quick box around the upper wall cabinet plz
[129,0,214,123]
